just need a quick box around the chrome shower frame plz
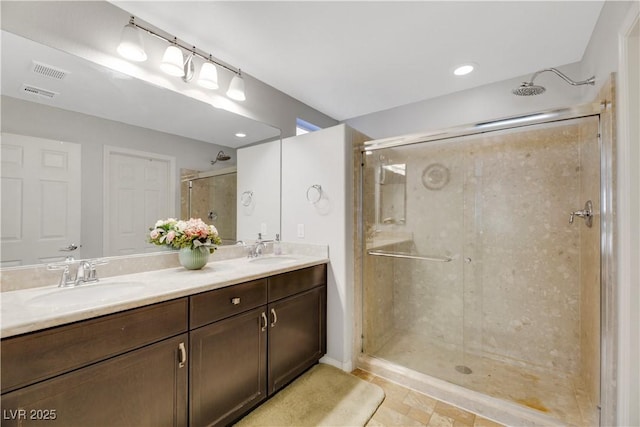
[357,101,616,426]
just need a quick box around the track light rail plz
[126,16,240,77]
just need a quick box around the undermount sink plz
[249,256,298,265]
[28,281,146,308]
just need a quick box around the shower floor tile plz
[370,330,596,426]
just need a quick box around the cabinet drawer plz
[190,279,267,328]
[268,264,327,302]
[1,298,188,394]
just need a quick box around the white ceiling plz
[111,1,604,121]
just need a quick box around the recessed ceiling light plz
[235,132,246,138]
[453,63,476,76]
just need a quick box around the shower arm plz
[527,68,595,87]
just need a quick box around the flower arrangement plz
[149,218,222,253]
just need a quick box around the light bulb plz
[453,63,476,76]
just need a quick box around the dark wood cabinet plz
[268,285,326,394]
[1,298,188,394]
[189,263,327,426]
[1,300,189,426]
[190,307,267,427]
[1,264,327,427]
[1,333,188,427]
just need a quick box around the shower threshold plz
[361,330,596,427]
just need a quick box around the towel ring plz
[241,190,253,207]
[306,185,323,204]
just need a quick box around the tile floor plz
[352,369,506,427]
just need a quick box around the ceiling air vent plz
[32,61,69,80]
[22,85,58,99]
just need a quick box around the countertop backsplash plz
[0,242,328,293]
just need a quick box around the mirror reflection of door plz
[1,133,81,266]
[104,146,175,256]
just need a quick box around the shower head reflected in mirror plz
[211,150,231,165]
[513,67,595,96]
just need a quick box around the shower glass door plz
[361,115,601,426]
[181,172,237,244]
[361,138,470,387]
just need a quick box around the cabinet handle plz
[270,308,278,327]
[231,297,241,305]
[178,342,187,368]
[261,312,268,332]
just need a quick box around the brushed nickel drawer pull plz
[270,308,278,327]
[261,312,268,332]
[231,297,241,305]
[178,342,187,368]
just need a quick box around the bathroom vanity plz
[0,258,327,427]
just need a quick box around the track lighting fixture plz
[227,70,246,101]
[198,57,219,89]
[160,43,185,77]
[117,16,246,101]
[117,17,147,62]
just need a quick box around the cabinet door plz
[190,307,267,427]
[1,334,188,427]
[268,285,326,394]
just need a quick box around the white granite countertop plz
[1,254,328,339]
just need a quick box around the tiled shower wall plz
[364,117,600,378]
[180,173,237,243]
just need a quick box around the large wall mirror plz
[1,30,282,268]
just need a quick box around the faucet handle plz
[85,259,107,282]
[47,263,72,287]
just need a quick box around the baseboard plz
[320,355,353,372]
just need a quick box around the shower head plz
[512,82,546,96]
[211,150,231,165]
[512,67,595,97]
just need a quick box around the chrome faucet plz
[75,260,95,285]
[47,258,105,287]
[247,233,270,258]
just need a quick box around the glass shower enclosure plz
[360,115,601,426]
[181,169,237,245]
